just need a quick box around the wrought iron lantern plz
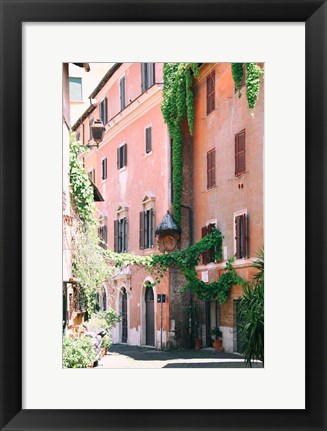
[90,119,106,147]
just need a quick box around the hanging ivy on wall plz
[150,229,245,303]
[69,135,95,225]
[231,63,245,98]
[69,133,111,314]
[231,63,264,110]
[161,63,199,226]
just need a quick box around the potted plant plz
[211,327,223,352]
[101,334,111,356]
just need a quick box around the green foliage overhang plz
[161,63,199,227]
[231,63,264,110]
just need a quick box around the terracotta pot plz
[87,364,93,368]
[195,339,203,351]
[213,339,222,352]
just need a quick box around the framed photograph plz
[1,0,326,430]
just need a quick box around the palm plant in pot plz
[211,327,223,352]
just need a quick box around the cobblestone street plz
[97,344,263,368]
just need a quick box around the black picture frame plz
[0,1,326,430]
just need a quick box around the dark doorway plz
[121,288,128,343]
[145,284,155,346]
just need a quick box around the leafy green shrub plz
[237,249,264,366]
[63,335,96,368]
[91,308,120,331]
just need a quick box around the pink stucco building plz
[73,63,173,348]
[71,62,264,352]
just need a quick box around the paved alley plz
[97,344,263,368]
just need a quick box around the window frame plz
[233,210,248,259]
[139,208,155,250]
[114,217,128,253]
[99,97,108,126]
[117,143,127,169]
[141,63,155,92]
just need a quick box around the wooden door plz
[145,285,154,346]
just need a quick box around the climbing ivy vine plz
[69,136,95,225]
[231,63,264,110]
[69,133,110,314]
[161,63,199,226]
[151,229,245,303]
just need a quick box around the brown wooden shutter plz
[207,71,215,115]
[139,211,145,249]
[207,149,216,189]
[104,158,107,179]
[114,220,119,252]
[117,147,120,169]
[201,226,208,264]
[235,130,245,176]
[235,216,241,258]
